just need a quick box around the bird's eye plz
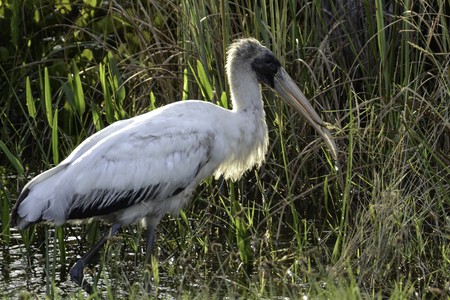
[265,57,274,64]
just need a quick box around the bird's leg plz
[69,223,122,295]
[146,225,156,259]
[144,225,156,292]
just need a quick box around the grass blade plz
[56,226,66,269]
[182,68,189,101]
[10,0,18,49]
[229,181,253,266]
[1,184,10,245]
[44,67,53,127]
[100,63,114,124]
[52,109,59,165]
[375,0,389,95]
[197,60,213,102]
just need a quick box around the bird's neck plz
[229,70,264,115]
[213,72,268,181]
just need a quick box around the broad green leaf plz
[56,1,71,15]
[72,61,85,116]
[60,78,75,111]
[32,5,40,23]
[0,46,8,62]
[113,75,125,120]
[0,140,24,176]
[91,102,103,131]
[81,49,93,62]
[26,76,36,120]
[116,76,126,104]
[109,52,125,117]
[99,62,106,84]
[83,0,98,7]
[150,91,156,111]
[105,96,114,124]
[196,60,213,101]
[108,52,121,84]
[220,91,228,109]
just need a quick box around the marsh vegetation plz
[1,0,450,299]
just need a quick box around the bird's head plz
[227,38,338,160]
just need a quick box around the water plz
[2,224,303,299]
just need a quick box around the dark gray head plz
[226,38,281,89]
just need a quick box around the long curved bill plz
[268,67,338,160]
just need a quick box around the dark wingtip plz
[10,187,31,229]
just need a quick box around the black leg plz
[69,223,122,295]
[144,224,156,292]
[146,225,156,258]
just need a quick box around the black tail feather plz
[10,187,32,229]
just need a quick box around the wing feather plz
[64,129,214,221]
[14,102,222,228]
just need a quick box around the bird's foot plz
[145,280,152,293]
[69,263,93,295]
[143,270,152,293]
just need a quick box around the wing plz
[11,116,137,227]
[13,102,222,228]
[66,127,215,221]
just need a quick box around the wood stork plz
[10,38,338,293]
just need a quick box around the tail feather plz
[10,164,70,230]
[10,187,32,229]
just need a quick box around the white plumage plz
[14,99,267,229]
[11,38,337,293]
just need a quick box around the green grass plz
[1,0,450,299]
